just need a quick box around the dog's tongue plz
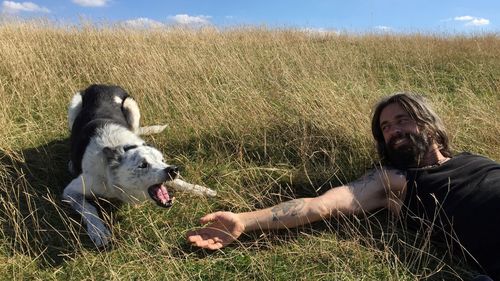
[155,184,170,204]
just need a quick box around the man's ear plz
[102,146,124,167]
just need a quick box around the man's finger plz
[193,238,219,250]
[199,212,219,224]
[192,239,209,248]
[186,233,203,243]
[207,242,223,250]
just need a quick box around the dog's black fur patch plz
[70,84,132,174]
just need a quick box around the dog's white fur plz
[67,91,82,130]
[63,90,216,247]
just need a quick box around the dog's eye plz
[138,161,149,169]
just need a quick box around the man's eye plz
[138,162,148,169]
[399,118,411,124]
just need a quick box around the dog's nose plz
[165,166,179,180]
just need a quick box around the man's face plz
[379,103,430,168]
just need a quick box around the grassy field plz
[0,20,499,280]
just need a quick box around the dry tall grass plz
[0,20,499,280]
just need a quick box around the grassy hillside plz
[0,21,499,280]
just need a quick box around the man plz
[186,93,500,279]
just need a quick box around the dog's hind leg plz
[62,175,111,247]
[122,97,141,134]
[68,92,82,131]
[138,124,168,135]
[122,96,167,135]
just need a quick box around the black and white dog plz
[63,84,216,247]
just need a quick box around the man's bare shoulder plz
[379,165,407,176]
[376,165,408,192]
[348,166,407,191]
[329,166,405,213]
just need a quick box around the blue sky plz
[1,0,499,33]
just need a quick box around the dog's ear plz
[102,146,124,167]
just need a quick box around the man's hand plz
[186,211,245,250]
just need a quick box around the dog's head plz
[102,144,177,207]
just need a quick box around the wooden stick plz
[165,179,217,197]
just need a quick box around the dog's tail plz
[166,179,217,197]
[138,125,168,136]
[68,92,83,130]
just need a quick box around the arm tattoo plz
[349,169,377,187]
[349,167,406,188]
[271,199,306,222]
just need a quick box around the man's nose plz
[386,126,403,142]
[388,124,403,135]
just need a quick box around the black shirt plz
[403,152,500,278]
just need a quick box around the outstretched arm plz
[187,168,401,249]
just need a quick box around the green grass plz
[0,20,499,280]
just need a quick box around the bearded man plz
[187,93,500,280]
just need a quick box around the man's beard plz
[385,132,431,169]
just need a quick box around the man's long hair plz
[371,92,452,165]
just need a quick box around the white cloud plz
[123,18,165,29]
[300,27,339,36]
[169,14,211,25]
[454,16,474,21]
[467,18,490,26]
[453,15,490,27]
[2,1,50,13]
[72,0,108,7]
[374,25,392,31]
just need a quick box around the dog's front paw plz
[87,222,111,247]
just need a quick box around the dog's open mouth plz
[147,184,172,208]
